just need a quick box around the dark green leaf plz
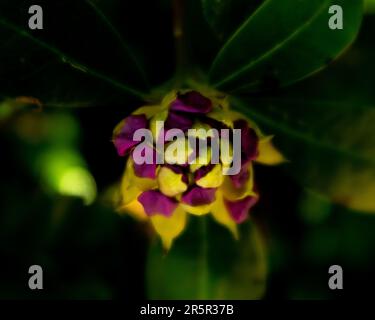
[209,0,364,92]
[231,32,375,213]
[202,0,263,40]
[234,96,375,213]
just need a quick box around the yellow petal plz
[222,163,256,201]
[132,105,165,118]
[180,203,213,216]
[196,164,224,188]
[164,137,194,165]
[189,146,212,173]
[120,159,157,205]
[150,110,169,142]
[157,166,188,197]
[206,109,234,128]
[161,90,178,108]
[150,207,187,251]
[256,136,286,165]
[189,122,216,139]
[121,178,142,205]
[211,190,239,239]
[220,137,234,169]
[119,199,148,221]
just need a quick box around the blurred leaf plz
[0,99,15,120]
[13,112,97,205]
[147,217,267,299]
[39,149,97,205]
[365,0,375,13]
[298,189,332,225]
[302,204,375,268]
[209,0,364,92]
[233,96,375,213]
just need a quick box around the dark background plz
[0,0,374,299]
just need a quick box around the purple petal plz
[165,111,193,132]
[132,146,157,179]
[230,162,251,189]
[133,162,157,179]
[234,119,259,162]
[224,196,258,223]
[138,190,178,217]
[181,186,216,206]
[163,164,184,174]
[194,164,215,182]
[170,91,213,114]
[202,116,230,135]
[113,114,148,156]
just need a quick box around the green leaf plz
[147,217,267,299]
[209,0,364,92]
[201,0,263,40]
[231,34,375,214]
[234,96,375,213]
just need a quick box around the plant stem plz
[172,0,187,83]
[198,217,209,299]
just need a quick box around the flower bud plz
[113,90,284,250]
